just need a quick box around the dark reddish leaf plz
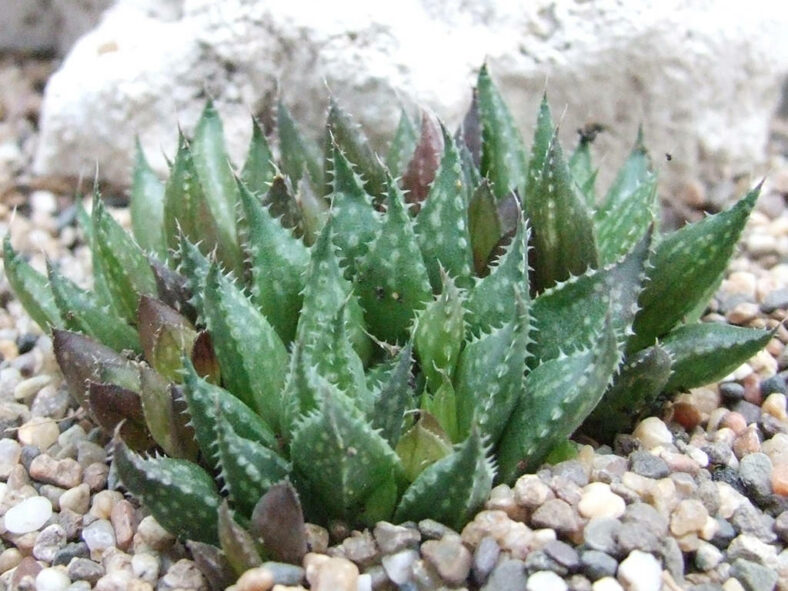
[137,295,197,382]
[88,382,153,451]
[402,111,443,212]
[53,329,132,409]
[250,481,307,564]
[191,331,221,384]
[457,88,481,167]
[263,174,304,236]
[139,367,199,460]
[149,258,196,321]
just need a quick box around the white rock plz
[17,417,59,450]
[3,495,53,534]
[578,482,626,519]
[82,519,117,559]
[633,417,673,450]
[0,439,21,479]
[617,550,662,591]
[592,578,625,591]
[131,552,160,583]
[381,549,419,585]
[35,0,788,198]
[527,570,568,591]
[35,567,71,591]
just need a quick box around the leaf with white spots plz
[497,317,621,482]
[594,132,657,264]
[454,289,529,445]
[139,367,199,461]
[660,323,772,392]
[130,139,167,259]
[200,264,288,432]
[530,230,649,366]
[217,501,262,576]
[277,101,324,191]
[295,219,370,363]
[629,185,759,352]
[414,126,474,290]
[181,360,277,469]
[325,97,387,198]
[176,236,212,319]
[370,343,415,447]
[92,197,158,324]
[241,117,276,193]
[2,237,62,331]
[413,271,465,393]
[526,104,598,292]
[48,263,141,353]
[394,427,494,531]
[215,412,290,517]
[569,133,597,207]
[325,142,382,273]
[582,345,672,444]
[357,177,432,343]
[290,381,402,526]
[239,178,309,344]
[395,412,453,482]
[386,107,419,178]
[421,374,460,444]
[465,220,529,336]
[467,180,503,275]
[477,65,528,199]
[115,441,221,545]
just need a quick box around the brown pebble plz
[236,566,275,591]
[83,462,109,491]
[742,374,762,405]
[10,556,41,589]
[732,426,761,459]
[772,464,788,496]
[721,412,747,435]
[672,402,702,430]
[29,455,83,489]
[111,500,138,551]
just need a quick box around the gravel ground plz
[0,53,786,591]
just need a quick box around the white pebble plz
[618,550,662,591]
[59,484,91,515]
[0,439,21,479]
[17,417,59,450]
[632,417,672,450]
[13,375,51,402]
[381,549,418,585]
[82,519,116,558]
[131,552,160,583]
[593,578,624,591]
[578,482,625,519]
[4,495,52,534]
[35,567,71,591]
[527,570,567,591]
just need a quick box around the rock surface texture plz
[34,0,788,198]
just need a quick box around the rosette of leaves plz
[3,65,770,572]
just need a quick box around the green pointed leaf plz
[582,345,672,444]
[454,290,529,444]
[218,501,262,576]
[422,375,460,444]
[395,412,453,482]
[91,196,158,324]
[477,64,528,199]
[249,481,308,565]
[216,412,290,517]
[413,271,465,393]
[201,264,288,431]
[295,220,370,363]
[468,180,503,275]
[138,296,197,382]
[290,383,402,525]
[115,441,221,545]
[326,98,386,198]
[414,126,474,290]
[130,139,167,258]
[530,231,649,365]
[191,100,243,274]
[630,186,759,351]
[661,323,772,392]
[386,107,418,178]
[260,174,304,236]
[569,134,597,207]
[402,111,443,210]
[356,177,432,343]
[526,116,598,292]
[394,427,494,531]
[241,117,276,192]
[176,236,213,319]
[497,318,621,482]
[48,263,140,353]
[326,142,381,272]
[465,220,528,336]
[277,101,324,191]
[595,133,657,264]
[370,343,415,447]
[3,237,62,330]
[181,360,277,468]
[139,367,199,460]
[239,178,308,344]
[88,382,153,451]
[296,176,329,246]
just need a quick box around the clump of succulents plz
[3,65,770,574]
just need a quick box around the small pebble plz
[235,567,274,591]
[531,499,580,534]
[381,548,418,585]
[17,416,59,449]
[526,570,567,591]
[632,417,673,450]
[592,577,624,591]
[578,483,626,520]
[421,535,471,585]
[4,495,52,533]
[617,550,662,591]
[35,567,71,591]
[304,553,358,591]
[82,519,116,559]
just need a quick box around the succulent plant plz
[3,65,771,571]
